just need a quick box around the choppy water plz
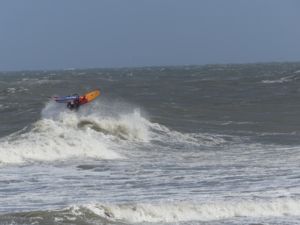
[1,63,300,224]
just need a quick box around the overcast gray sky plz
[0,0,299,71]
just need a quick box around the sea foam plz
[74,198,300,223]
[0,101,150,165]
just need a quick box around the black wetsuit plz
[67,97,80,110]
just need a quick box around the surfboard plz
[79,89,100,105]
[53,90,100,105]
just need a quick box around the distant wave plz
[2,77,59,95]
[0,87,29,95]
[261,75,295,84]
[18,77,62,85]
[0,104,9,110]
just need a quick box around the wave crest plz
[0,101,150,165]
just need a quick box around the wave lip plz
[78,110,150,141]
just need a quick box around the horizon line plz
[1,60,300,73]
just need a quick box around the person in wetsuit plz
[67,94,80,110]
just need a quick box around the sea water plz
[1,63,300,224]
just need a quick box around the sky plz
[0,0,300,71]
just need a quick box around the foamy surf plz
[75,198,300,223]
[0,99,256,170]
[0,101,151,165]
[0,98,231,165]
[149,122,235,147]
[261,75,296,84]
[3,198,299,224]
[2,64,300,225]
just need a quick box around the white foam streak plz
[149,122,228,147]
[81,199,300,223]
[262,76,294,84]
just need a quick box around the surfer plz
[53,89,100,110]
[67,94,80,110]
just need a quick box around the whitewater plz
[1,63,300,225]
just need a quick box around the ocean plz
[1,63,300,225]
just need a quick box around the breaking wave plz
[78,199,300,223]
[0,101,150,165]
[2,198,300,224]
[0,99,234,166]
[261,75,296,84]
